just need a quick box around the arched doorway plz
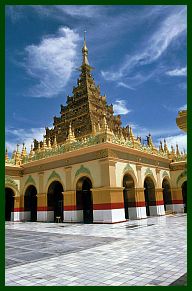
[5,188,14,221]
[47,181,64,222]
[24,185,37,221]
[76,177,93,223]
[162,179,172,211]
[123,174,135,219]
[144,177,156,216]
[182,181,187,213]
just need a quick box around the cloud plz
[156,134,187,151]
[166,67,187,76]
[178,104,187,111]
[24,27,80,98]
[113,100,131,115]
[6,127,45,155]
[56,5,100,18]
[101,7,186,85]
[117,82,135,90]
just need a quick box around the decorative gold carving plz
[48,171,61,182]
[5,176,18,190]
[75,165,91,177]
[24,175,36,186]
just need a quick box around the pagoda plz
[40,33,128,148]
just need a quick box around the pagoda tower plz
[43,33,125,147]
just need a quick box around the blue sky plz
[5,5,187,155]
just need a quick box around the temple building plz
[5,36,187,224]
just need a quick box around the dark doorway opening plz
[123,174,135,219]
[76,177,93,223]
[47,181,64,222]
[182,181,187,213]
[162,179,172,211]
[144,177,156,216]
[24,185,37,221]
[5,188,14,221]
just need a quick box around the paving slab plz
[5,214,187,286]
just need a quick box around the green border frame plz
[1,0,191,288]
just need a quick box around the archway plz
[144,176,156,216]
[24,185,37,221]
[182,181,187,213]
[76,177,93,223]
[47,181,64,222]
[162,178,172,211]
[123,174,135,219]
[5,188,14,221]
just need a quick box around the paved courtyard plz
[5,213,187,286]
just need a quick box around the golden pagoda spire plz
[47,137,51,149]
[12,149,16,160]
[21,143,27,158]
[66,123,76,143]
[29,144,35,158]
[159,141,163,152]
[163,139,169,154]
[82,30,89,65]
[53,135,58,148]
[176,144,180,156]
[15,144,21,165]
[171,145,175,155]
[42,136,48,151]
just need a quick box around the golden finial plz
[53,135,57,148]
[163,139,169,154]
[66,123,76,143]
[29,144,34,158]
[176,144,180,156]
[82,30,89,65]
[171,145,175,155]
[47,137,51,149]
[159,141,163,152]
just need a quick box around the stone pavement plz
[5,214,187,286]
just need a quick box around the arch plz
[123,174,135,219]
[182,181,187,213]
[5,176,18,194]
[144,176,156,216]
[24,185,37,221]
[5,187,15,221]
[143,170,157,188]
[177,170,187,188]
[162,178,172,211]
[122,165,137,188]
[47,181,64,222]
[76,176,93,223]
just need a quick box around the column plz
[170,187,184,213]
[151,168,165,216]
[93,158,126,223]
[12,196,21,221]
[131,165,147,219]
[37,172,48,221]
[63,166,80,222]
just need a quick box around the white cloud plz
[56,5,100,18]
[101,7,186,84]
[6,127,45,154]
[117,82,135,90]
[24,27,80,98]
[178,104,187,111]
[156,134,187,152]
[113,100,131,115]
[166,67,187,76]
